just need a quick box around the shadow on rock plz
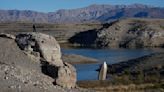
[68,29,97,46]
[40,60,58,80]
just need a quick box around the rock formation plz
[96,19,164,48]
[69,18,164,48]
[0,36,61,92]
[15,32,77,88]
[15,32,63,66]
[0,32,77,90]
[99,62,107,80]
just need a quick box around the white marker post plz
[98,62,108,80]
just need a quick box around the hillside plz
[69,18,164,48]
[0,4,164,23]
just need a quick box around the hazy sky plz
[0,0,164,12]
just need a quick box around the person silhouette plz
[33,24,36,32]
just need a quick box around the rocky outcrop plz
[14,32,77,88]
[15,32,63,66]
[0,32,78,90]
[0,37,60,92]
[69,19,164,48]
[96,19,164,48]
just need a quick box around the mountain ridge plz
[0,4,164,23]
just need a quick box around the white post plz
[98,62,108,80]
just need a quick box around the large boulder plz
[15,32,63,66]
[15,32,77,89]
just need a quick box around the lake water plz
[61,48,163,80]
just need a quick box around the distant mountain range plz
[0,4,164,23]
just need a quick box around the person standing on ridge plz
[33,24,36,32]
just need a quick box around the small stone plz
[4,76,9,80]
[24,81,28,84]
[9,85,15,89]
[33,84,37,86]
[17,85,21,89]
[4,71,8,75]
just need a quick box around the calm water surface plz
[61,48,163,80]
